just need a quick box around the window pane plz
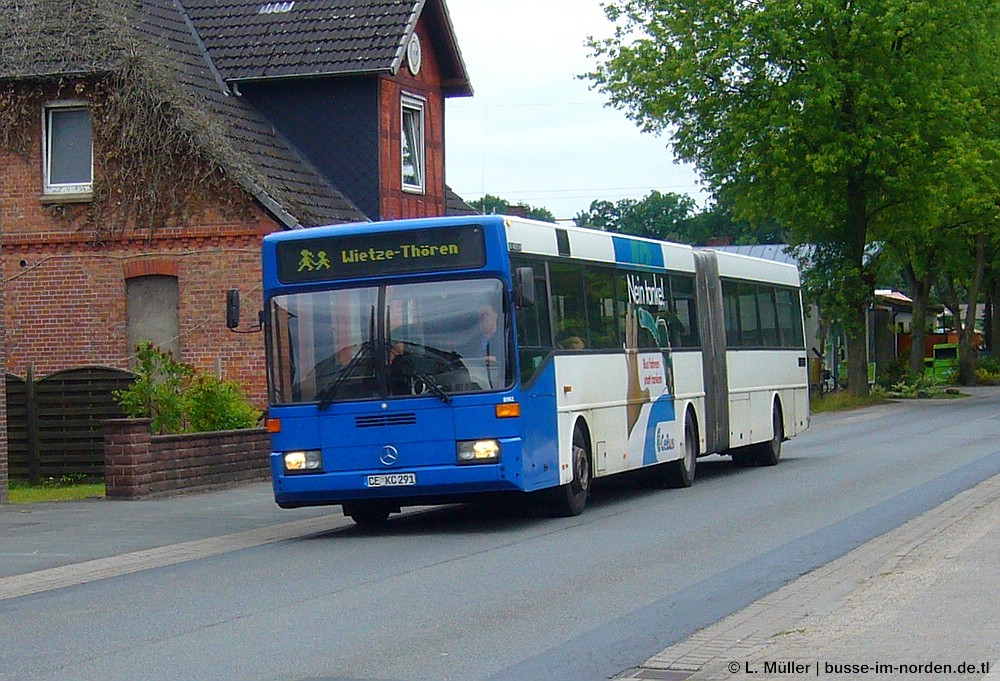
[511,259,552,383]
[401,102,424,190]
[758,287,779,346]
[550,263,586,349]
[738,283,761,347]
[48,108,93,185]
[584,267,617,349]
[775,288,804,348]
[722,281,741,347]
[620,270,674,351]
[670,275,699,348]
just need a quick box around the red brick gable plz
[379,17,448,220]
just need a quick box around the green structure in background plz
[924,343,959,382]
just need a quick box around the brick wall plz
[378,18,448,221]
[2,141,278,407]
[0,239,7,505]
[103,418,271,499]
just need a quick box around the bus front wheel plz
[547,427,591,517]
[344,502,393,528]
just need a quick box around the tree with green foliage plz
[679,203,786,246]
[575,191,786,245]
[587,0,1000,395]
[469,194,556,223]
[574,190,695,239]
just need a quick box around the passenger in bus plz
[561,335,585,350]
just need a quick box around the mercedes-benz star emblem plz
[379,445,399,467]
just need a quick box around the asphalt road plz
[3,389,1000,681]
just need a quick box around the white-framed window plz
[401,94,426,193]
[43,102,93,196]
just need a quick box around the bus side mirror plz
[515,267,536,308]
[226,289,240,329]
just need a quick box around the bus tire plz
[732,403,783,467]
[344,502,392,528]
[755,403,783,466]
[548,426,591,517]
[660,414,698,488]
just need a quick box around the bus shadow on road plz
[313,455,809,537]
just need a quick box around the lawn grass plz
[7,479,106,504]
[810,390,887,413]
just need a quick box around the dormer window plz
[401,94,425,193]
[43,103,93,197]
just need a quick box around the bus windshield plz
[267,278,513,406]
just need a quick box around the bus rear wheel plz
[755,405,783,466]
[731,404,783,467]
[547,427,591,517]
[657,415,697,488]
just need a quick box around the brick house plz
[0,0,475,428]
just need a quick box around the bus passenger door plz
[512,259,559,491]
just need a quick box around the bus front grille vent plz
[355,413,417,428]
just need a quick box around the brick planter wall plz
[103,419,270,499]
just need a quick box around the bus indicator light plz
[267,418,282,433]
[495,403,520,418]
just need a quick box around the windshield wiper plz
[316,306,379,410]
[315,340,377,410]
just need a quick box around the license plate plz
[366,473,416,488]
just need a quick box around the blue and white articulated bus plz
[257,215,809,525]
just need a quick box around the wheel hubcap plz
[573,444,589,493]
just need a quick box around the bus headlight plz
[456,440,500,464]
[283,450,323,473]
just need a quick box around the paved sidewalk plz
[624,472,1000,681]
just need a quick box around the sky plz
[443,0,708,222]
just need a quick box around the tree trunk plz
[987,275,999,354]
[845,171,870,396]
[903,263,935,377]
[941,234,987,385]
[956,233,987,384]
[845,306,869,395]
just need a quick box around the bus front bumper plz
[270,454,524,508]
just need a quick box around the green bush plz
[876,356,914,389]
[873,372,948,399]
[978,355,1000,375]
[185,373,261,432]
[114,342,261,434]
[974,367,1000,386]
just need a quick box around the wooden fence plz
[6,366,136,483]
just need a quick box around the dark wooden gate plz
[5,366,136,482]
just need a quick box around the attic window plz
[258,2,294,14]
[43,103,93,198]
[401,94,425,194]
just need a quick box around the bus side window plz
[549,262,587,349]
[670,274,699,348]
[511,259,552,384]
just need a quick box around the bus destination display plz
[276,226,486,283]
